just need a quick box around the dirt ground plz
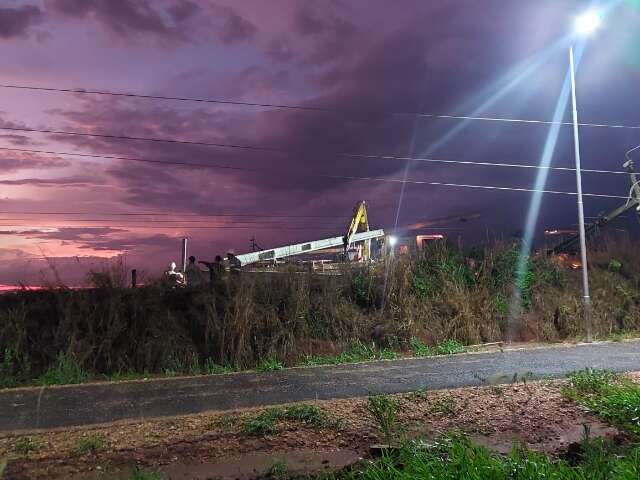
[1,374,635,480]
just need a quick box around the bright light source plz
[388,235,398,247]
[574,10,602,36]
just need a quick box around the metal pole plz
[181,238,188,273]
[569,46,592,343]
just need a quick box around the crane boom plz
[234,229,385,266]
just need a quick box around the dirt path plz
[2,375,633,480]
[2,340,640,433]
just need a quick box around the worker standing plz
[227,250,241,275]
[185,255,205,287]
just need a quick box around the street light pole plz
[569,45,592,343]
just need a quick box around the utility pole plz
[250,236,262,252]
[569,46,592,343]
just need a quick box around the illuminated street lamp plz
[570,10,601,343]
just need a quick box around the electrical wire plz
[0,224,346,231]
[0,145,632,176]
[0,146,629,200]
[0,209,337,218]
[1,83,639,131]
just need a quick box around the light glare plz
[388,235,397,246]
[574,10,602,36]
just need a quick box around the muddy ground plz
[1,374,635,480]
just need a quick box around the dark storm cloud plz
[0,5,43,39]
[25,0,640,258]
[214,5,257,44]
[2,226,177,253]
[0,176,101,187]
[0,151,69,171]
[45,0,172,36]
[45,0,256,45]
[0,134,35,146]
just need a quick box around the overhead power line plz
[0,224,359,231]
[0,210,338,218]
[1,83,639,131]
[0,145,632,176]
[0,147,628,200]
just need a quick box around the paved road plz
[1,341,639,433]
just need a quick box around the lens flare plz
[574,10,602,36]
[507,44,586,338]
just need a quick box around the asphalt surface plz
[1,341,639,433]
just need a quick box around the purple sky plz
[0,0,639,285]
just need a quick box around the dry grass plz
[0,238,639,381]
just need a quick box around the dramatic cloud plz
[45,0,172,36]
[0,151,69,172]
[44,0,256,45]
[0,5,43,39]
[1,0,639,284]
[0,176,102,187]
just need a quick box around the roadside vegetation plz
[563,369,640,437]
[242,404,332,436]
[1,237,639,387]
[319,435,640,480]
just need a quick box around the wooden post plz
[131,269,137,288]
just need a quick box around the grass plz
[13,437,43,454]
[317,435,640,479]
[266,459,289,480]
[242,404,330,436]
[365,394,400,445]
[207,414,240,430]
[430,395,457,417]
[131,465,164,480]
[564,369,640,436]
[410,338,466,357]
[37,351,89,386]
[203,358,234,374]
[109,370,150,382]
[303,341,400,367]
[2,237,640,386]
[256,358,285,372]
[74,433,105,455]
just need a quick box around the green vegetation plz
[365,394,401,445]
[430,395,458,417]
[208,414,239,430]
[317,436,640,479]
[0,348,29,389]
[37,351,88,386]
[303,341,399,366]
[131,466,164,480]
[266,459,289,480]
[2,238,639,387]
[257,357,285,372]
[13,437,43,455]
[109,370,149,382]
[409,338,466,357]
[242,404,330,436]
[74,433,105,455]
[564,369,640,436]
[203,358,233,374]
